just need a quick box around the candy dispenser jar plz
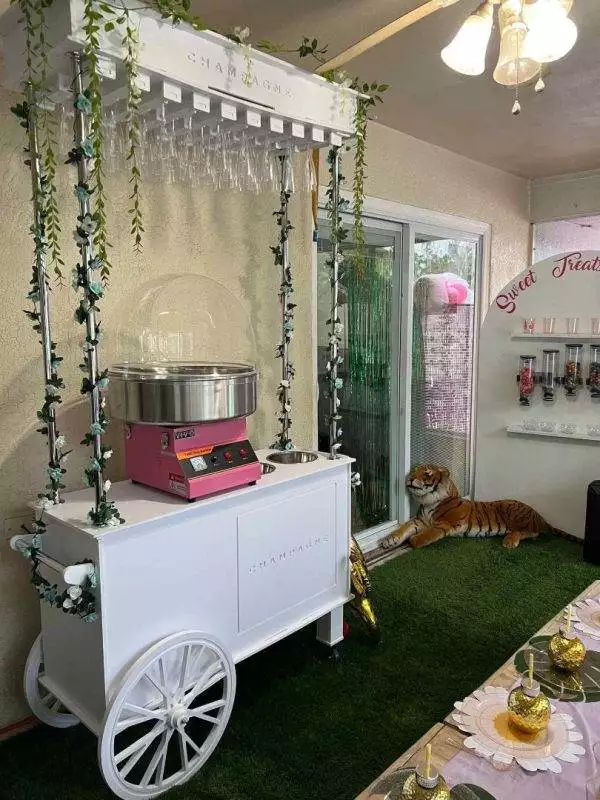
[518,355,536,406]
[564,344,583,398]
[589,345,600,399]
[541,349,559,403]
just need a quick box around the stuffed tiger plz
[381,464,565,550]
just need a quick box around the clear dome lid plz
[112,273,257,367]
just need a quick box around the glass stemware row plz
[58,100,318,193]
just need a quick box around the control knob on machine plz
[239,447,249,458]
[223,451,233,462]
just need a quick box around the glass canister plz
[519,355,536,406]
[564,343,583,397]
[589,345,600,399]
[541,349,559,402]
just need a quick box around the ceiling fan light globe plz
[525,17,578,62]
[440,12,494,76]
[493,22,540,85]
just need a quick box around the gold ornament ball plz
[507,683,551,735]
[548,631,586,672]
[401,772,451,800]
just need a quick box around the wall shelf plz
[511,333,600,342]
[506,424,600,443]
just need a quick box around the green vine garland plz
[68,83,125,527]
[271,158,296,451]
[82,0,112,282]
[325,147,348,457]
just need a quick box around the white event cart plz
[2,1,360,797]
[17,451,351,799]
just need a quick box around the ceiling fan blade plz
[316,0,462,73]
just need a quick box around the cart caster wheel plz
[99,631,236,800]
[24,634,79,728]
[328,645,342,664]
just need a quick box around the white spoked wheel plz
[99,631,236,800]
[24,634,80,728]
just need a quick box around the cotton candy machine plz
[108,275,263,499]
[109,362,261,499]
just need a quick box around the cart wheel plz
[99,631,236,800]
[24,634,79,728]
[329,645,342,664]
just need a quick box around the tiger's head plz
[406,464,458,507]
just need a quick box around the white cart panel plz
[237,482,338,634]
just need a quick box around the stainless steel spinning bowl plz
[267,451,319,465]
[108,363,258,425]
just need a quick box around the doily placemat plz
[514,635,600,702]
[572,598,600,641]
[367,768,497,799]
[452,686,584,773]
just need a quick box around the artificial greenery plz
[11,103,69,498]
[69,85,125,528]
[324,147,348,458]
[12,0,64,280]
[11,90,70,606]
[81,0,112,281]
[14,528,98,621]
[349,84,387,276]
[270,157,296,451]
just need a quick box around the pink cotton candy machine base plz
[124,418,262,501]
[109,362,262,501]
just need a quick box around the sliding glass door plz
[316,220,402,534]
[410,232,480,500]
[317,210,483,540]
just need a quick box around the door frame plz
[316,190,491,550]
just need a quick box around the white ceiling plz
[191,0,600,179]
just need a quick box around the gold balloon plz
[401,772,451,800]
[548,630,586,672]
[507,681,551,735]
[349,536,381,640]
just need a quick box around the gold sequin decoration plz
[548,632,586,672]
[507,686,551,734]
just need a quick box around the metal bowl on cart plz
[108,362,258,425]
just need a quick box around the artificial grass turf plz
[0,535,597,800]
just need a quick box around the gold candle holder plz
[402,745,451,800]
[548,627,586,672]
[508,676,551,735]
[400,770,451,800]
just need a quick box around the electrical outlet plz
[3,514,34,539]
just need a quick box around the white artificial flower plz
[103,449,113,460]
[68,586,82,600]
[62,597,74,610]
[106,516,119,527]
[56,435,66,449]
[233,25,250,42]
[103,479,111,492]
[35,497,54,511]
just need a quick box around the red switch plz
[224,451,233,461]
[239,447,249,458]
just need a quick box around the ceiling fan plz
[318,0,578,114]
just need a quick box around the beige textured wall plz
[0,99,531,728]
[0,86,314,727]
[361,123,531,297]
